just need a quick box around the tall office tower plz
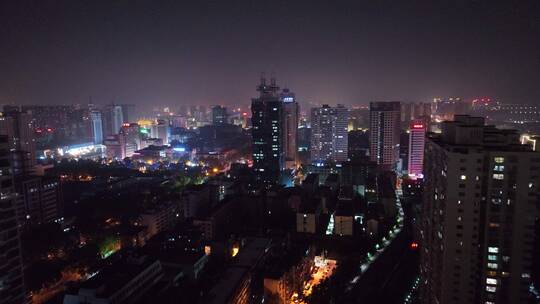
[120,104,135,123]
[102,104,124,136]
[369,101,401,171]
[407,119,426,178]
[310,104,349,163]
[420,115,540,304]
[280,88,299,169]
[334,104,349,162]
[90,111,103,144]
[0,109,36,175]
[0,135,27,304]
[111,105,124,135]
[212,105,228,125]
[251,76,283,184]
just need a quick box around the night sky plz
[1,0,539,110]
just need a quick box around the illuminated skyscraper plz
[280,88,298,169]
[251,76,283,184]
[310,104,349,163]
[407,119,426,178]
[421,115,539,304]
[90,111,103,144]
[369,101,401,170]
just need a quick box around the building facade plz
[0,110,36,175]
[280,88,299,169]
[407,119,426,178]
[420,115,539,304]
[369,101,401,171]
[251,77,283,184]
[90,111,103,144]
[310,104,348,163]
[212,105,228,125]
[0,135,27,304]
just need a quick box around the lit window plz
[486,278,497,285]
[488,255,497,261]
[460,175,467,180]
[493,165,504,172]
[486,286,496,292]
[494,157,504,163]
[492,174,504,180]
[487,263,498,269]
[488,247,499,253]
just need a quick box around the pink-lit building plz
[407,119,426,178]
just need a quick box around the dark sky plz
[1,0,539,110]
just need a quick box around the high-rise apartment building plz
[310,104,348,163]
[280,88,299,169]
[212,105,228,125]
[251,77,283,184]
[407,119,426,178]
[0,109,36,175]
[420,115,539,304]
[369,101,401,171]
[0,135,27,304]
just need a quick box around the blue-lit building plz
[251,77,283,185]
[90,110,103,144]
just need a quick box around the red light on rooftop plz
[242,112,248,116]
[46,128,53,132]
[412,124,424,129]
[410,242,419,250]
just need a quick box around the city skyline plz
[2,2,540,304]
[1,1,540,108]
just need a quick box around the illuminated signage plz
[412,124,424,129]
[283,97,294,103]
